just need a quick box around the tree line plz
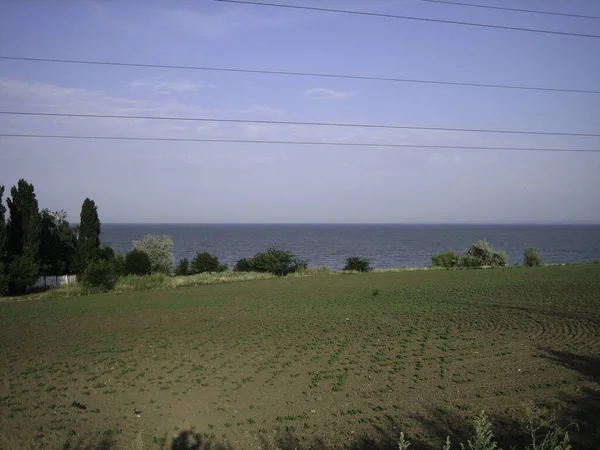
[0,179,101,296]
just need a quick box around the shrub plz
[132,234,174,274]
[234,258,254,272]
[249,247,308,276]
[191,252,220,274]
[458,240,508,268]
[124,249,152,276]
[99,245,115,262]
[8,255,39,295]
[175,258,190,276]
[81,260,117,292]
[524,247,544,267]
[113,253,126,276]
[0,262,8,296]
[431,251,458,269]
[344,256,371,272]
[216,263,229,273]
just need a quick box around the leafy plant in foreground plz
[81,260,117,292]
[431,251,458,269]
[249,247,308,276]
[191,252,220,274]
[175,258,190,276]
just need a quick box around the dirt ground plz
[1,266,599,449]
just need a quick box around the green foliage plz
[460,411,497,450]
[124,249,152,276]
[233,258,253,272]
[217,263,229,273]
[99,245,115,262]
[81,260,117,292]
[249,247,308,276]
[75,198,101,273]
[524,247,544,267]
[458,240,508,268]
[8,254,39,295]
[344,256,372,272]
[0,185,6,258]
[39,209,77,276]
[431,251,458,269]
[113,254,126,277]
[132,234,174,274]
[175,258,190,276]
[0,262,8,296]
[191,252,220,274]
[6,179,41,261]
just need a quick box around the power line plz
[215,0,600,39]
[1,133,598,153]
[420,0,600,20]
[1,56,599,95]
[3,111,599,138]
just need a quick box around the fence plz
[30,274,78,290]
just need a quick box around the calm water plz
[100,224,600,270]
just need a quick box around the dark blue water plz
[100,224,600,270]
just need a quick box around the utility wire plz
[215,0,600,39]
[420,0,600,21]
[1,56,598,95]
[1,133,598,153]
[2,111,599,138]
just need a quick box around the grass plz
[0,264,599,449]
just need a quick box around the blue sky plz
[0,0,599,223]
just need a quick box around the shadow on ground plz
[62,350,600,450]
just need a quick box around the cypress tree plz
[6,179,42,294]
[75,198,101,273]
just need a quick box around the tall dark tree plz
[0,185,6,259]
[6,179,42,294]
[0,185,7,295]
[75,198,101,273]
[39,209,77,276]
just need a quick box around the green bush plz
[8,255,39,295]
[124,249,152,276]
[132,234,174,274]
[233,258,253,272]
[249,247,308,276]
[113,254,126,276]
[0,262,8,296]
[524,247,544,267]
[431,251,458,269]
[175,258,190,276]
[81,260,117,292]
[458,240,508,268]
[344,256,371,272]
[98,245,115,262]
[216,263,229,273]
[191,252,220,274]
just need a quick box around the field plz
[1,265,599,450]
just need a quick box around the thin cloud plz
[130,78,215,94]
[304,88,355,100]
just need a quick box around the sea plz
[99,224,600,270]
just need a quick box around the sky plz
[0,0,599,224]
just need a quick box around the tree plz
[344,256,372,272]
[233,258,253,272]
[0,185,6,259]
[132,234,174,274]
[6,179,42,294]
[249,248,308,276]
[75,198,101,273]
[124,249,152,276]
[191,252,220,274]
[39,209,77,276]
[431,251,458,269]
[175,258,190,276]
[458,240,508,268]
[524,247,544,267]
[81,260,117,292]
